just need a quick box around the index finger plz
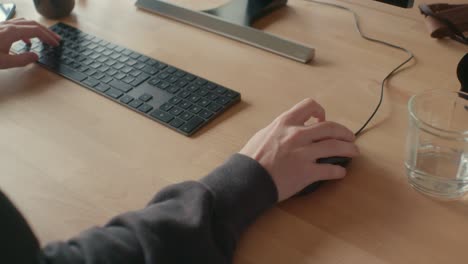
[281,98,326,125]
[5,25,60,47]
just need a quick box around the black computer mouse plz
[297,156,352,195]
[457,53,468,99]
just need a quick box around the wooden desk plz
[1,0,467,263]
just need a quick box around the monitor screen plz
[374,0,414,8]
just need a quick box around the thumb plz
[0,52,39,69]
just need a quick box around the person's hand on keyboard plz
[240,98,360,201]
[0,18,61,69]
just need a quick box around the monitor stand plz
[135,0,314,63]
[203,0,288,27]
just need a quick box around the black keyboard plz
[11,22,241,136]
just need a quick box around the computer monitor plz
[136,0,414,63]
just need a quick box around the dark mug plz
[33,0,75,19]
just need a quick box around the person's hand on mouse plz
[0,18,61,69]
[240,98,360,201]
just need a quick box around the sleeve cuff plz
[200,153,278,238]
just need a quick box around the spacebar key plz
[57,65,87,82]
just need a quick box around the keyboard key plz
[138,104,153,113]
[178,101,192,109]
[186,85,199,92]
[183,74,196,81]
[206,93,219,101]
[167,76,179,83]
[178,90,191,98]
[120,95,134,104]
[109,79,133,93]
[205,82,217,90]
[92,72,105,80]
[129,69,142,77]
[167,86,180,94]
[165,67,177,74]
[157,72,170,80]
[129,99,144,109]
[225,90,240,98]
[195,78,207,86]
[168,97,182,105]
[188,95,201,103]
[169,106,183,116]
[180,111,194,121]
[150,110,174,123]
[216,96,231,106]
[189,105,202,114]
[105,88,123,99]
[197,88,209,96]
[101,76,113,84]
[169,118,185,128]
[142,65,158,75]
[160,103,173,112]
[207,103,223,112]
[198,99,210,107]
[175,80,189,88]
[57,65,87,82]
[131,73,150,87]
[130,52,141,60]
[199,109,213,119]
[215,86,228,94]
[138,56,150,63]
[83,77,100,87]
[157,82,171,90]
[139,93,153,102]
[148,78,160,86]
[180,116,204,134]
[122,76,135,84]
[114,73,126,80]
[95,83,110,93]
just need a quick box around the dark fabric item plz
[0,191,40,264]
[0,153,278,264]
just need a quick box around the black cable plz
[301,0,415,136]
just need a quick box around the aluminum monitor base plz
[135,0,314,63]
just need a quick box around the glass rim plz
[408,89,468,137]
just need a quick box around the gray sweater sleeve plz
[37,153,278,264]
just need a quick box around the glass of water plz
[406,89,468,199]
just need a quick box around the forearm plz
[42,154,278,264]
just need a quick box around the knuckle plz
[4,24,16,33]
[275,114,290,126]
[283,127,304,144]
